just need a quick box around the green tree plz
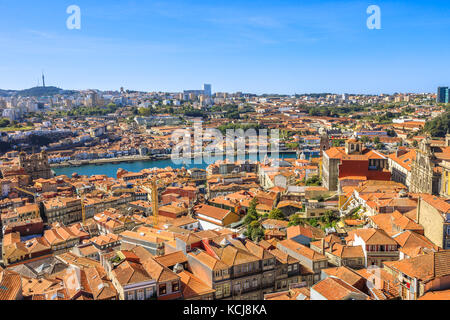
[288,214,304,227]
[138,107,153,116]
[305,175,321,186]
[308,218,319,227]
[321,210,339,228]
[285,142,300,149]
[244,220,265,242]
[248,198,258,213]
[268,208,285,221]
[424,112,450,137]
[0,118,10,128]
[244,212,257,225]
[250,226,265,242]
[244,198,259,225]
[386,129,396,137]
[332,139,345,147]
[28,134,51,146]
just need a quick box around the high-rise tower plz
[437,87,449,104]
[203,84,212,97]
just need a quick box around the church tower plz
[445,133,450,147]
[320,132,331,157]
[345,138,364,155]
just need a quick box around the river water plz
[53,152,301,178]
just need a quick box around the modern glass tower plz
[437,87,449,103]
[203,84,212,97]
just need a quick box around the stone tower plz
[410,137,440,195]
[345,138,363,155]
[18,151,52,180]
[320,131,331,157]
[445,133,450,147]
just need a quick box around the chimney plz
[321,238,326,255]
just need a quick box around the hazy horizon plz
[0,83,436,96]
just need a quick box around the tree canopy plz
[424,112,450,138]
[268,208,285,221]
[0,118,11,128]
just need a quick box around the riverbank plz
[50,155,167,168]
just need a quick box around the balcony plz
[367,251,399,257]
[233,269,261,278]
[262,264,275,272]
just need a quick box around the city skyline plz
[0,76,442,96]
[0,0,449,94]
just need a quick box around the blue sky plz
[0,0,449,94]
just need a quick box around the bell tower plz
[445,133,450,147]
[320,132,331,156]
[345,138,363,155]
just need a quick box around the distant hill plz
[0,86,78,97]
[15,86,64,97]
[0,89,16,97]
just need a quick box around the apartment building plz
[310,236,365,269]
[2,232,52,266]
[108,251,157,300]
[178,270,215,300]
[269,247,311,290]
[142,257,182,300]
[44,225,89,254]
[43,197,82,225]
[193,204,240,231]
[94,210,142,235]
[417,194,450,249]
[205,238,264,300]
[277,239,329,284]
[388,148,416,188]
[120,229,165,256]
[346,228,399,268]
[384,251,450,300]
[244,240,277,296]
[1,203,40,226]
[187,249,232,300]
